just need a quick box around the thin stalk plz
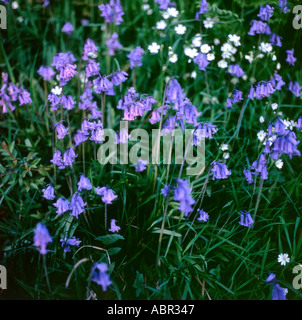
[253,178,264,221]
[104,203,108,231]
[156,190,170,268]
[183,167,211,242]
[43,255,51,294]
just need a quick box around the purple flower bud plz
[135,159,148,172]
[155,0,171,10]
[98,0,124,25]
[243,169,254,184]
[286,49,297,66]
[197,209,209,222]
[42,184,55,200]
[288,81,301,97]
[33,222,52,255]
[93,76,115,96]
[270,33,282,47]
[74,130,89,147]
[48,93,61,110]
[232,89,244,103]
[226,97,233,109]
[61,22,74,35]
[108,219,121,233]
[165,78,184,109]
[161,185,170,197]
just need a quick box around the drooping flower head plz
[195,0,208,20]
[91,262,112,291]
[108,219,121,233]
[193,52,210,71]
[238,210,254,228]
[61,22,74,35]
[174,179,195,217]
[60,236,81,252]
[53,198,70,215]
[77,174,93,191]
[257,4,274,21]
[286,49,297,66]
[127,46,145,69]
[106,32,123,56]
[50,150,65,169]
[197,209,209,222]
[98,0,124,25]
[265,273,288,300]
[82,39,98,60]
[33,222,52,255]
[63,147,78,167]
[69,192,86,219]
[42,184,55,200]
[228,64,245,78]
[37,66,56,81]
[53,121,69,140]
[95,186,118,204]
[211,161,231,180]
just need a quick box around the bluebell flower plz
[91,263,112,291]
[197,209,209,222]
[69,192,86,219]
[95,186,118,204]
[174,179,195,217]
[211,161,231,180]
[42,184,55,200]
[33,223,52,255]
[265,273,288,300]
[108,219,121,233]
[53,198,70,215]
[77,174,93,191]
[238,210,254,228]
[60,236,81,252]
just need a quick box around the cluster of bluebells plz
[98,0,124,26]
[22,0,302,300]
[41,174,119,236]
[0,73,32,113]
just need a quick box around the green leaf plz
[95,234,125,245]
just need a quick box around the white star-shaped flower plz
[278,253,290,266]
